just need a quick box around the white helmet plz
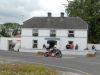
[54,45,57,48]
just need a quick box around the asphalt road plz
[0,50,100,75]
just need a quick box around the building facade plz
[21,12,88,50]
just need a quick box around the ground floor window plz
[33,40,38,48]
[68,41,73,44]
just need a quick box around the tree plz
[0,34,4,37]
[64,0,100,43]
[0,22,21,37]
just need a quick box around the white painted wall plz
[21,29,87,50]
[75,30,87,37]
[39,29,49,36]
[0,37,21,50]
[22,29,32,36]
[56,29,68,37]
[59,38,87,50]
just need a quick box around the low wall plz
[19,48,95,55]
[61,50,95,55]
[88,44,100,50]
[0,37,21,50]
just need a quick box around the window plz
[68,30,74,37]
[68,41,73,44]
[33,40,38,48]
[33,29,38,36]
[50,30,56,37]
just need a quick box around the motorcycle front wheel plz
[56,53,62,58]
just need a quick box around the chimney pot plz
[61,12,64,18]
[48,12,51,18]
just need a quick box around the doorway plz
[47,40,57,48]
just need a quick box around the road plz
[0,50,100,75]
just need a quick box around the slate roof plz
[22,14,88,29]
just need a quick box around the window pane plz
[33,29,38,32]
[33,44,37,48]
[69,31,73,33]
[50,30,56,37]
[50,30,55,33]
[68,41,73,44]
[33,29,38,36]
[34,40,37,43]
[33,33,38,36]
[68,34,74,37]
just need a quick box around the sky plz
[0,0,69,24]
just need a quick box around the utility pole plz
[22,15,24,25]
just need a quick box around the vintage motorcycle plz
[44,48,62,58]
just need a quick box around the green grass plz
[0,64,60,75]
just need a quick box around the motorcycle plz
[44,48,62,58]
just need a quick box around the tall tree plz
[64,0,100,43]
[0,22,21,37]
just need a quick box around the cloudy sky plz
[0,0,69,24]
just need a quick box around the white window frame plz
[33,29,38,36]
[68,30,74,37]
[50,30,56,37]
[33,40,38,48]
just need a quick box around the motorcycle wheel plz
[57,53,62,58]
[44,52,49,57]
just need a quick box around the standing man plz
[75,44,78,50]
[70,43,74,50]
[46,42,50,50]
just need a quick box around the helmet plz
[54,45,57,48]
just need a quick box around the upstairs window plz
[33,40,38,48]
[68,30,74,37]
[33,29,38,36]
[50,30,56,37]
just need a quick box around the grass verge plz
[0,64,60,75]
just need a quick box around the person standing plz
[75,44,78,50]
[46,42,50,50]
[43,44,46,48]
[66,44,70,49]
[92,45,95,50]
[70,43,74,50]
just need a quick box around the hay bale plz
[37,51,44,55]
[86,53,95,57]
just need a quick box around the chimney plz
[60,12,64,18]
[48,12,51,18]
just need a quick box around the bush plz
[0,64,60,75]
[86,53,96,57]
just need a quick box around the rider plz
[51,45,57,56]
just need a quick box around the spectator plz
[75,44,78,50]
[84,47,89,50]
[66,44,70,49]
[70,43,74,50]
[92,45,95,50]
[43,44,46,48]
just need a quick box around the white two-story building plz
[21,12,88,50]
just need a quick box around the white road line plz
[62,57,76,58]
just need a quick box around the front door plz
[47,40,57,48]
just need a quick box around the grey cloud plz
[0,0,67,24]
[0,0,40,24]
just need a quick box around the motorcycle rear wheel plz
[44,52,49,57]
